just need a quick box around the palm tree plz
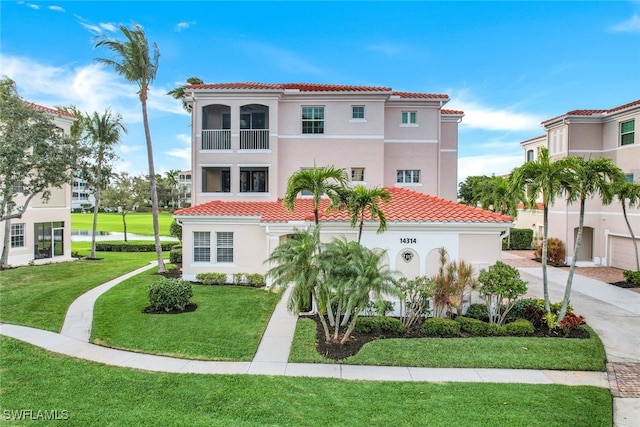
[283,165,349,225]
[614,180,640,271]
[167,77,203,112]
[479,176,519,217]
[509,147,572,315]
[165,169,180,209]
[320,239,399,344]
[557,156,624,321]
[265,227,332,342]
[84,109,126,258]
[95,23,166,272]
[345,185,392,243]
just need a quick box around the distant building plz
[71,172,95,212]
[178,170,192,208]
[1,104,76,267]
[515,99,640,270]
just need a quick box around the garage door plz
[610,236,639,270]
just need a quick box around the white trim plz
[395,182,423,187]
[237,163,272,167]
[199,163,233,167]
[198,192,233,197]
[399,124,419,128]
[199,150,233,154]
[237,192,272,197]
[278,134,384,140]
[440,148,458,152]
[237,149,272,154]
[349,118,368,123]
[385,139,438,144]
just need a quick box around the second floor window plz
[526,149,534,162]
[351,167,365,182]
[240,168,268,193]
[397,169,420,184]
[13,181,24,194]
[302,106,324,134]
[621,120,635,146]
[401,111,416,125]
[352,106,365,119]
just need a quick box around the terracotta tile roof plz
[25,102,76,118]
[175,187,512,224]
[541,99,640,126]
[186,82,391,92]
[185,82,451,100]
[391,92,449,100]
[441,109,464,115]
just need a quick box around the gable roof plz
[175,187,512,224]
[541,99,640,126]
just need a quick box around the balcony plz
[240,129,270,150]
[202,130,231,150]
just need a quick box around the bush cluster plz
[503,228,534,250]
[354,316,404,334]
[456,316,534,337]
[96,241,180,252]
[422,318,460,337]
[623,270,640,286]
[196,272,227,285]
[147,277,193,312]
[533,237,566,266]
[503,318,535,336]
[465,303,489,322]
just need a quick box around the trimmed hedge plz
[509,228,534,250]
[465,303,489,322]
[169,246,182,264]
[95,240,180,252]
[354,316,404,334]
[504,318,535,336]
[196,272,227,285]
[195,272,266,287]
[422,318,460,337]
[147,278,193,312]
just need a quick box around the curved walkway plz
[1,254,638,425]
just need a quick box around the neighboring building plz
[0,104,76,267]
[515,99,640,270]
[71,172,95,212]
[178,170,192,208]
[175,82,513,283]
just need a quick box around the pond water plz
[71,230,178,242]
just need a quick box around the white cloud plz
[365,42,406,56]
[1,54,181,124]
[458,154,523,183]
[100,23,117,32]
[48,5,64,12]
[610,13,640,32]
[447,91,543,132]
[26,3,39,10]
[75,15,117,34]
[119,145,141,154]
[175,21,196,32]
[166,148,190,159]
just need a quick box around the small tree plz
[614,180,640,271]
[398,276,435,329]
[432,248,477,317]
[102,172,145,241]
[478,261,528,325]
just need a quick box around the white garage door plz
[610,236,639,271]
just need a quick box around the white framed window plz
[352,105,365,119]
[526,149,534,162]
[397,169,420,183]
[401,111,416,124]
[626,173,635,183]
[621,120,635,146]
[351,167,365,182]
[13,181,24,194]
[216,232,233,263]
[302,106,324,134]
[10,223,25,248]
[193,231,211,262]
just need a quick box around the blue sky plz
[2,1,639,184]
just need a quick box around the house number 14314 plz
[400,238,417,244]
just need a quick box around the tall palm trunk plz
[89,151,103,259]
[541,204,551,315]
[558,197,586,321]
[621,201,640,271]
[140,96,166,273]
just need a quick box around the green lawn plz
[91,270,281,360]
[0,337,612,427]
[290,318,607,371]
[71,212,175,236]
[0,244,161,332]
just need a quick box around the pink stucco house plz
[175,83,512,282]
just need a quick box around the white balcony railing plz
[202,130,231,150]
[240,129,269,150]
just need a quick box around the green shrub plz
[233,273,246,285]
[508,298,539,322]
[246,273,265,287]
[623,270,640,286]
[456,316,490,336]
[422,318,460,337]
[486,323,506,336]
[465,303,489,321]
[169,219,182,242]
[169,246,182,264]
[95,240,180,252]
[147,278,193,312]
[196,272,227,285]
[509,228,534,250]
[504,319,535,336]
[534,237,566,266]
[355,316,404,334]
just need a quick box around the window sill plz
[238,192,271,197]
[237,149,272,153]
[349,119,367,123]
[199,149,233,153]
[396,182,423,187]
[399,124,419,128]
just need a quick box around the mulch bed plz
[304,314,590,360]
[142,302,198,314]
